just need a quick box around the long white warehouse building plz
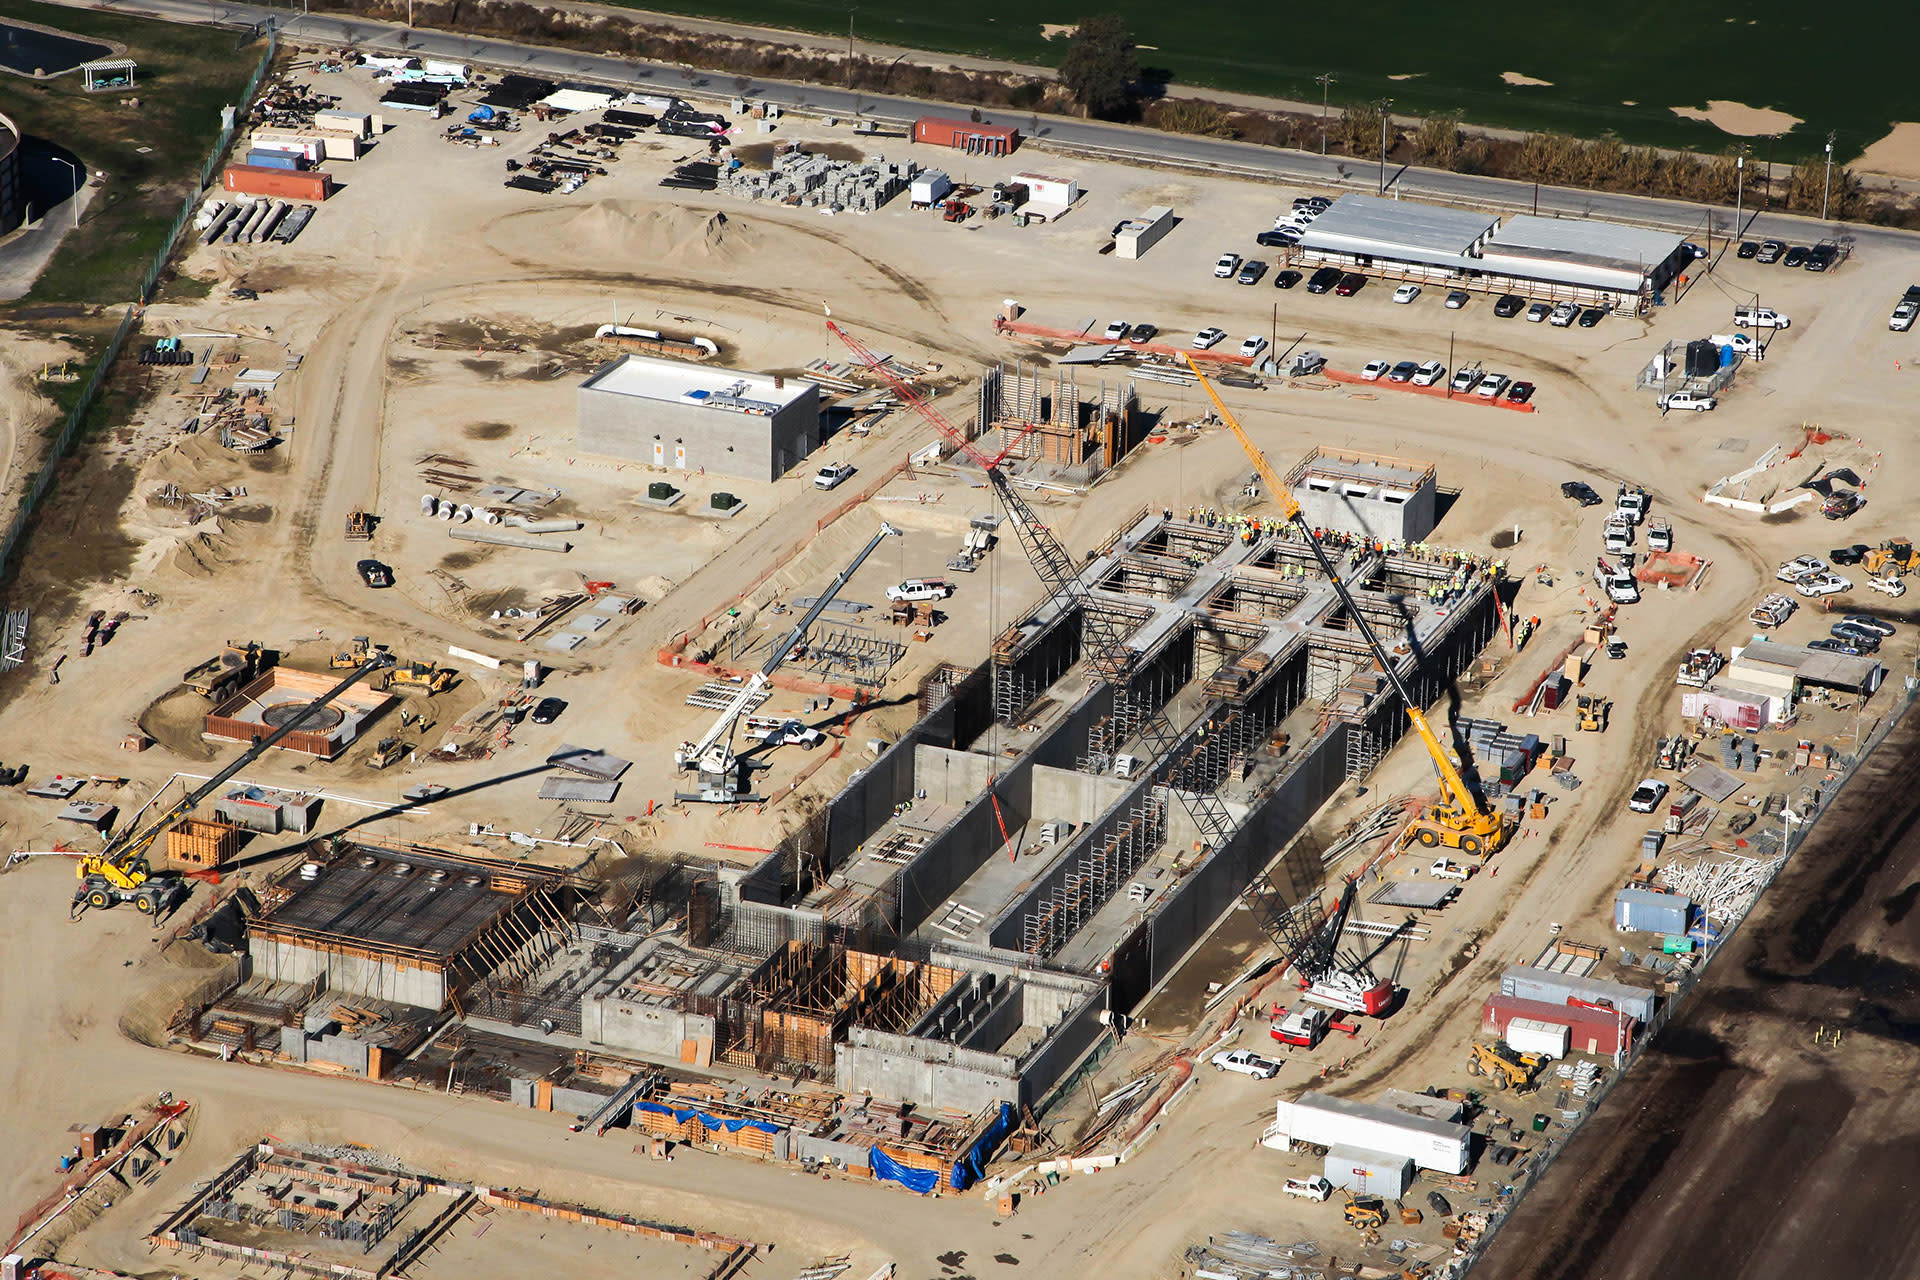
[1262,1092,1472,1175]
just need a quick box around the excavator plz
[1181,355,1512,859]
[66,651,395,920]
[1467,1041,1546,1091]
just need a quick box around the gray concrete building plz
[576,354,820,482]
[1287,447,1438,543]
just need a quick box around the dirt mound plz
[553,203,759,265]
[137,522,237,581]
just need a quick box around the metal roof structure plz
[1296,195,1500,270]
[1479,215,1688,291]
[579,354,813,412]
[1731,639,1884,695]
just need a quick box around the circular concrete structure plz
[0,111,21,235]
[262,702,347,732]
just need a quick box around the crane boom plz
[676,521,901,780]
[1180,354,1506,855]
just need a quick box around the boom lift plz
[674,522,900,802]
[1181,354,1511,859]
[68,651,395,921]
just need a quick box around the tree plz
[1411,113,1462,169]
[1338,102,1383,155]
[1058,15,1138,119]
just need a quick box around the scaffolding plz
[1019,796,1167,960]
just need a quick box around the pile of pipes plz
[195,197,314,246]
[421,493,580,553]
[721,150,917,212]
[1183,1232,1323,1280]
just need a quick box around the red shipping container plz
[1482,994,1626,1056]
[912,115,1020,155]
[223,164,332,202]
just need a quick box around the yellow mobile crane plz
[68,651,395,920]
[1182,355,1511,858]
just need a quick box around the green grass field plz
[625,0,1894,162]
[0,0,264,304]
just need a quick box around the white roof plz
[1479,215,1686,289]
[581,354,813,412]
[1298,194,1499,267]
[541,88,616,112]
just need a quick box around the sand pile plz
[556,203,759,265]
[136,523,238,581]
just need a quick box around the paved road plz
[67,0,1915,254]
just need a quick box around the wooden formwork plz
[166,817,241,868]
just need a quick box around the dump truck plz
[183,641,265,700]
[1466,1041,1545,1091]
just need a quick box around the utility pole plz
[1765,133,1775,209]
[846,8,856,88]
[1378,98,1393,195]
[1316,73,1335,156]
[1734,148,1745,242]
[1822,131,1836,220]
[50,157,79,228]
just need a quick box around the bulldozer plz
[1467,1041,1545,1092]
[1576,694,1610,733]
[1343,1195,1387,1230]
[389,660,456,695]
[1865,538,1917,576]
[331,636,383,669]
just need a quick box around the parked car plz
[1830,623,1881,651]
[1891,300,1918,332]
[1334,272,1366,296]
[1525,300,1552,323]
[1755,240,1786,263]
[1794,572,1852,598]
[1101,320,1131,341]
[1548,300,1579,327]
[1428,858,1472,881]
[1475,373,1511,399]
[1823,490,1865,520]
[1445,290,1470,309]
[356,558,394,589]
[1237,259,1268,286]
[1239,335,1269,359]
[1810,637,1865,656]
[1733,305,1791,329]
[813,461,856,490]
[1306,266,1343,294]
[1628,779,1670,813]
[1737,241,1760,259]
[1658,391,1717,412]
[1777,556,1829,582]
[1683,241,1709,260]
[1360,359,1391,382]
[1412,360,1447,386]
[1561,481,1602,506]
[1392,283,1422,304]
[1302,195,1332,210]
[1127,322,1158,344]
[1505,381,1536,404]
[1782,246,1809,268]
[1842,613,1896,637]
[1211,1049,1281,1079]
[1255,229,1294,247]
[1493,293,1526,317]
[1709,331,1759,353]
[1274,269,1303,289]
[1192,326,1228,350]
[886,578,953,602]
[1806,245,1838,272]
[1214,252,1242,278]
[1577,307,1605,328]
[1389,360,1418,383]
[1606,572,1641,604]
[530,696,567,724]
[1830,544,1870,566]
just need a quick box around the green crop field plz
[623,0,1896,162]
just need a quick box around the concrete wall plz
[915,745,998,807]
[1293,479,1436,543]
[247,936,446,1009]
[576,372,819,483]
[834,1025,1020,1113]
[1029,764,1135,828]
[825,717,937,869]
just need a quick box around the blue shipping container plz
[246,149,305,171]
[1614,887,1691,936]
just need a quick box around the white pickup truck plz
[1428,858,1472,881]
[1708,332,1758,354]
[1733,305,1791,329]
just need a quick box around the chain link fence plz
[0,34,277,583]
[1457,671,1920,1274]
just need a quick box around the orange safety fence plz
[1321,365,1539,412]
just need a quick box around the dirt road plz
[1474,703,1920,1280]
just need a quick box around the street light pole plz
[1378,98,1393,195]
[1316,73,1335,156]
[50,157,79,228]
[1734,149,1745,240]
[1822,131,1836,220]
[846,8,856,88]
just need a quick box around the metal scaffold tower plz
[1019,795,1167,960]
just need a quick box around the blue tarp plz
[950,1101,1014,1190]
[634,1099,781,1135]
[867,1145,941,1195]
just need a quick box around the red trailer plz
[1481,993,1627,1056]
[223,164,332,202]
[912,116,1020,156]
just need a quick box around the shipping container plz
[223,165,332,202]
[313,109,376,139]
[1011,171,1078,217]
[1499,965,1656,1023]
[1615,886,1692,935]
[908,171,952,206]
[1264,1094,1470,1174]
[249,133,324,164]
[1482,994,1627,1056]
[912,115,1019,156]
[1504,1018,1570,1060]
[1323,1145,1414,1198]
[1679,685,1773,732]
[1115,206,1176,259]
[253,125,359,161]
[246,148,306,172]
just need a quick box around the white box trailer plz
[1504,1018,1570,1060]
[1324,1145,1414,1198]
[910,171,952,206]
[1263,1093,1471,1175]
[313,109,376,139]
[1115,206,1175,259]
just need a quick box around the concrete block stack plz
[1719,734,1761,772]
[721,151,918,212]
[1453,716,1543,788]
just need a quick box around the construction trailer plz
[1323,1145,1415,1198]
[1114,206,1175,259]
[1482,994,1628,1056]
[912,116,1019,156]
[1263,1093,1472,1175]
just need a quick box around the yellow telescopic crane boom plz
[1181,354,1508,857]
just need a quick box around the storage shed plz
[1727,639,1884,699]
[223,165,332,202]
[1615,886,1692,935]
[912,116,1019,156]
[909,170,953,206]
[1011,172,1077,220]
[1504,1018,1570,1060]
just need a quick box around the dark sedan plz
[530,696,568,724]
[1274,269,1303,289]
[1505,381,1536,404]
[1306,266,1343,294]
[1577,307,1605,328]
[1493,294,1526,317]
[1561,481,1601,506]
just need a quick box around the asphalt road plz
[1473,701,1920,1280]
[58,0,1919,256]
